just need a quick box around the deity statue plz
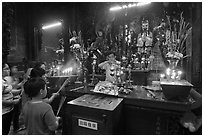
[133,19,153,70]
[136,19,153,54]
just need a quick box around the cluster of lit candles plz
[160,68,183,81]
[51,65,73,76]
[62,67,73,76]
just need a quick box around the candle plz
[166,68,171,76]
[176,70,182,80]
[171,70,176,80]
[160,74,165,81]
[166,68,171,80]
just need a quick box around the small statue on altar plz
[70,31,81,51]
[131,53,140,69]
[134,19,153,70]
[88,29,104,56]
[136,19,153,54]
[56,38,64,54]
[151,19,168,71]
[56,38,65,61]
[86,29,106,75]
[69,31,84,63]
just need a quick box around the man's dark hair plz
[34,62,45,69]
[24,77,46,98]
[30,68,45,78]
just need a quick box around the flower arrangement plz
[164,12,192,60]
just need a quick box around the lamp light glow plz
[137,2,151,7]
[109,2,151,11]
[110,6,122,11]
[122,5,127,9]
[171,70,176,79]
[128,3,137,8]
[42,22,62,30]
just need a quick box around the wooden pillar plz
[191,3,202,93]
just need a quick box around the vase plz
[167,58,180,69]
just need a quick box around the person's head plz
[34,62,46,70]
[106,51,116,62]
[40,63,46,70]
[24,77,47,98]
[11,65,18,76]
[142,19,149,31]
[2,63,10,77]
[30,68,46,78]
